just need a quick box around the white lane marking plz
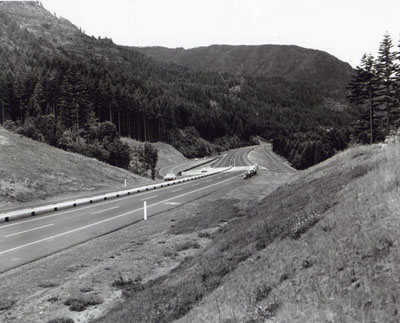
[4,224,54,238]
[192,183,200,187]
[164,202,181,205]
[91,206,119,215]
[172,188,183,192]
[0,181,197,229]
[206,179,212,183]
[140,195,157,201]
[0,175,239,256]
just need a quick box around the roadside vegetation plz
[0,127,147,209]
[94,140,400,323]
[0,2,357,169]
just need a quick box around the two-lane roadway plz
[0,146,255,273]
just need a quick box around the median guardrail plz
[0,169,225,224]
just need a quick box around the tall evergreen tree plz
[348,54,381,143]
[375,33,397,135]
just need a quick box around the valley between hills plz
[0,2,400,323]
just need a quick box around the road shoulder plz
[0,169,293,323]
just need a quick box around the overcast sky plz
[40,0,400,67]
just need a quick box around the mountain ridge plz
[0,1,358,168]
[134,44,353,100]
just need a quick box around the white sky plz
[40,0,400,67]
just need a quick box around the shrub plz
[34,114,63,146]
[0,298,15,311]
[198,231,211,238]
[64,294,103,312]
[254,283,271,302]
[176,241,201,252]
[112,272,133,288]
[2,119,17,132]
[17,119,41,140]
[47,318,74,323]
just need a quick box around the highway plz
[0,146,255,273]
[213,146,256,168]
[253,144,296,173]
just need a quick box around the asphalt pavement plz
[0,146,254,273]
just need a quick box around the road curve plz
[0,147,254,273]
[0,144,290,273]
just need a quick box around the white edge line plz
[0,177,211,229]
[0,175,237,256]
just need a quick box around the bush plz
[17,119,41,140]
[176,241,201,252]
[47,318,74,323]
[198,231,211,238]
[254,283,271,302]
[34,115,63,146]
[64,294,103,312]
[0,298,15,311]
[105,139,132,169]
[2,119,17,132]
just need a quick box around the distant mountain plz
[135,45,353,100]
[0,2,358,169]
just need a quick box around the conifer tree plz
[375,33,397,135]
[394,39,400,126]
[348,54,381,143]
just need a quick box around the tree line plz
[348,33,400,143]
[0,10,358,171]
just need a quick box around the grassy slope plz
[97,142,400,323]
[176,143,400,323]
[0,127,148,209]
[120,137,188,171]
[153,142,188,169]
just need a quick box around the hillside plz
[2,140,397,322]
[94,141,399,323]
[0,127,148,209]
[134,44,353,100]
[0,1,358,168]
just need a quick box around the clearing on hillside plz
[0,127,148,209]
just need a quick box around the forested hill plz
[134,45,353,101]
[0,2,358,169]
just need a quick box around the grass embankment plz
[120,137,188,173]
[0,127,147,209]
[96,142,400,323]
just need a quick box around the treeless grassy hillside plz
[0,127,148,209]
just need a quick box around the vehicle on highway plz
[243,166,258,179]
[164,173,177,181]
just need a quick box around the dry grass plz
[0,127,147,209]
[174,143,400,323]
[95,142,400,323]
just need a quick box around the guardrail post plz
[144,201,147,221]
